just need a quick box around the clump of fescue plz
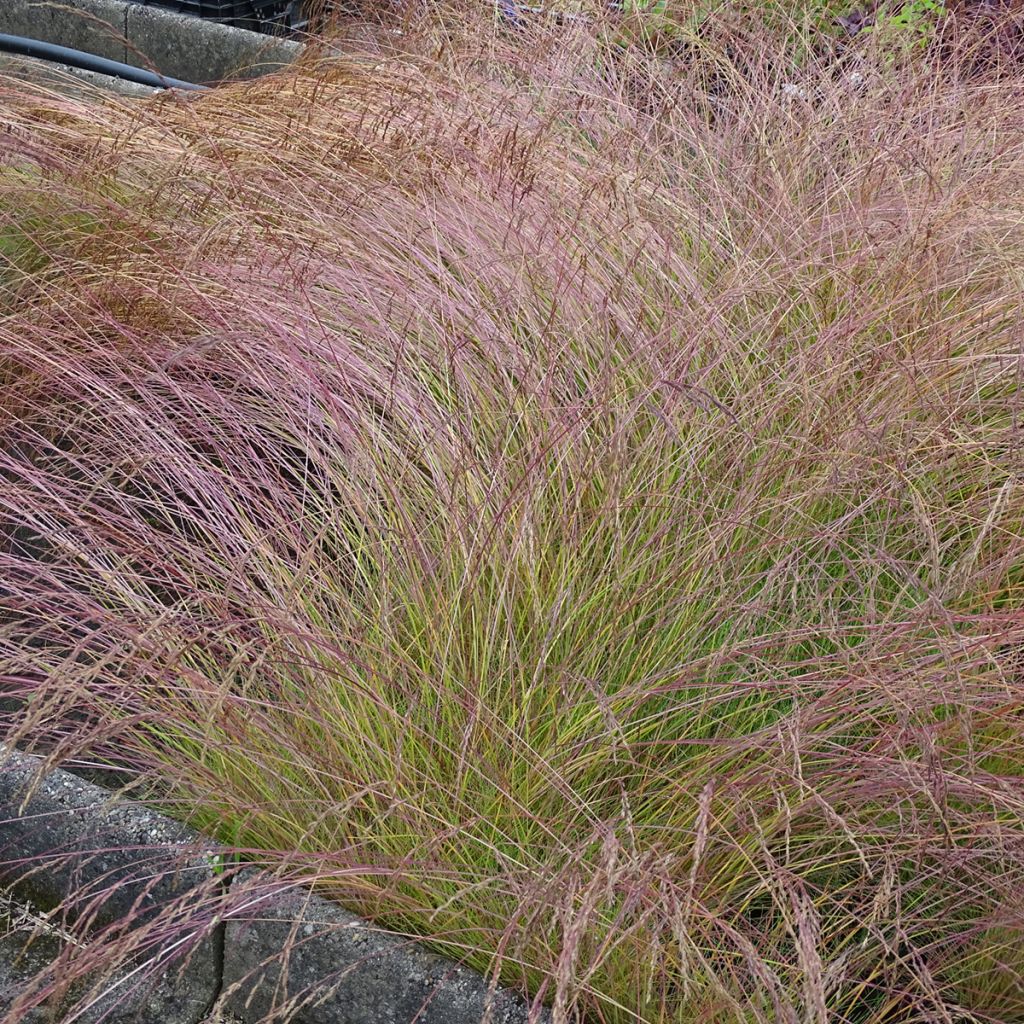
[3,6,1024,1022]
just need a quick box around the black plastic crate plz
[137,0,310,34]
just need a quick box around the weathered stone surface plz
[0,915,219,1024]
[0,755,547,1024]
[0,927,60,1024]
[0,0,129,64]
[223,869,544,1024]
[0,746,216,928]
[72,945,221,1024]
[0,750,222,1021]
[0,0,304,87]
[0,53,158,97]
[124,4,303,84]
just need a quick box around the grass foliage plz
[3,5,1024,1021]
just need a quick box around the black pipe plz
[0,33,208,92]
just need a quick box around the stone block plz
[0,917,220,1023]
[0,0,129,64]
[124,4,303,84]
[223,869,544,1024]
[0,747,216,928]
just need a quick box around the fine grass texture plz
[3,6,1024,1022]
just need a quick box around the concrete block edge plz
[0,0,304,85]
[0,748,547,1024]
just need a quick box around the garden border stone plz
[0,53,161,98]
[0,747,224,1021]
[0,748,545,1024]
[221,867,543,1024]
[0,0,304,86]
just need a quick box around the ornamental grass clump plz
[3,7,1024,1022]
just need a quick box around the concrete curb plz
[0,749,219,928]
[221,868,541,1024]
[0,749,545,1024]
[0,0,304,85]
[0,748,225,1022]
[0,912,223,1024]
[0,53,161,97]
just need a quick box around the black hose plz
[0,33,208,91]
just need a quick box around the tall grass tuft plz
[3,6,1024,1021]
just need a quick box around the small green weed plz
[869,0,946,48]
